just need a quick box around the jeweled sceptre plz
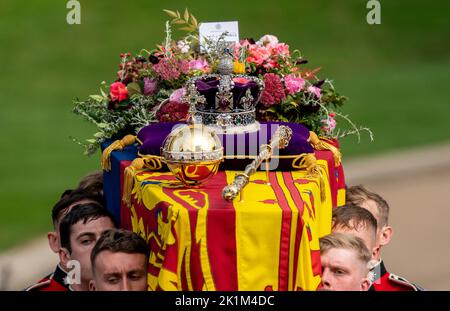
[222,125,293,201]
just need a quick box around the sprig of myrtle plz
[163,8,198,33]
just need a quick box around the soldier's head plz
[77,170,104,197]
[59,203,116,290]
[89,229,148,291]
[48,188,104,253]
[346,185,393,250]
[332,205,379,260]
[320,233,372,291]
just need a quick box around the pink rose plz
[307,86,321,99]
[109,82,128,102]
[263,59,278,69]
[284,74,305,95]
[143,77,158,96]
[188,59,209,71]
[169,87,186,103]
[271,43,290,57]
[247,45,271,66]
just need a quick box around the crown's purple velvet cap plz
[195,77,260,111]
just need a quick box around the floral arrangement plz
[73,9,372,155]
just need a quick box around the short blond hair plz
[320,232,371,268]
[346,185,389,227]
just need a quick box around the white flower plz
[257,34,279,47]
[177,40,190,54]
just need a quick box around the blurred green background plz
[0,0,449,251]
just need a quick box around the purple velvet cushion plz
[137,121,313,171]
[137,122,180,155]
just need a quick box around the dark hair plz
[78,171,103,197]
[60,189,74,198]
[51,188,104,227]
[346,185,390,227]
[332,205,378,234]
[59,203,115,253]
[91,229,149,272]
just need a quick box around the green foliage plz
[72,95,157,155]
[164,8,199,33]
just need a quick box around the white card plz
[199,21,239,52]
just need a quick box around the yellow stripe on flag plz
[228,171,282,291]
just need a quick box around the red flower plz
[109,82,128,102]
[260,73,286,107]
[156,101,190,122]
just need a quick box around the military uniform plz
[369,260,424,291]
[25,264,70,291]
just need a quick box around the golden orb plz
[161,124,223,187]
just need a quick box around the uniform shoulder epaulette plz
[388,273,425,291]
[24,266,70,292]
[24,278,52,291]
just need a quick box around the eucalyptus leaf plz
[97,123,109,129]
[127,82,142,96]
[89,95,104,102]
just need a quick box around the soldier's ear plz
[58,247,71,268]
[47,231,59,253]
[379,226,393,247]
[89,280,96,291]
[361,277,371,291]
[372,244,381,261]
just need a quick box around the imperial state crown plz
[182,48,264,133]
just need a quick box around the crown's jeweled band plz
[195,109,256,127]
